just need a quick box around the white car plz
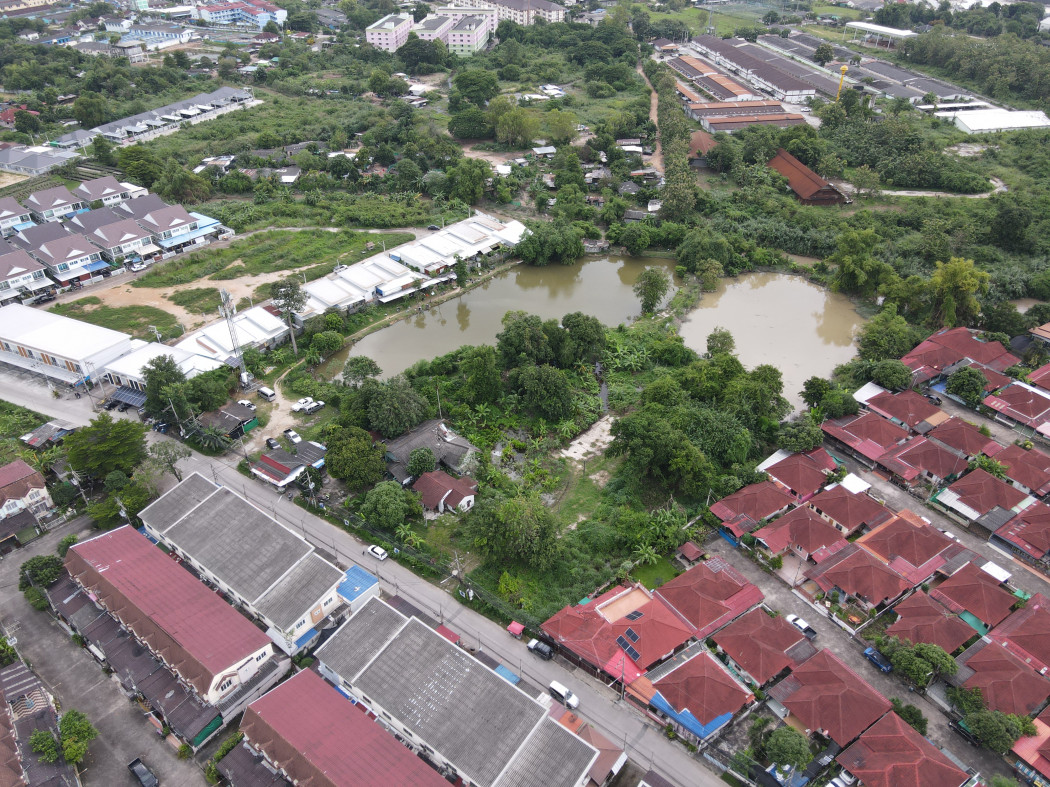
[236,399,257,411]
[302,400,325,414]
[129,261,149,272]
[365,544,388,561]
[283,428,302,444]
[786,614,817,640]
[292,397,321,412]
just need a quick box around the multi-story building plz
[88,219,157,264]
[433,5,498,34]
[447,15,490,56]
[193,0,286,29]
[0,249,51,306]
[73,175,142,208]
[446,0,565,25]
[0,198,32,237]
[28,231,109,286]
[0,459,53,518]
[366,14,413,52]
[21,185,87,224]
[412,14,454,41]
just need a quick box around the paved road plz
[0,371,722,787]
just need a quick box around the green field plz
[50,297,182,341]
[167,287,223,315]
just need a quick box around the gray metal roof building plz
[316,597,598,787]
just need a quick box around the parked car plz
[548,680,579,709]
[103,398,120,410]
[292,397,316,412]
[837,769,857,786]
[266,437,280,449]
[129,261,149,273]
[333,264,348,273]
[949,718,981,746]
[236,399,257,411]
[117,402,129,412]
[302,400,325,414]
[34,292,55,304]
[785,614,817,640]
[863,647,893,673]
[127,758,159,787]
[527,638,554,660]
[283,429,301,444]
[427,224,440,231]
[365,544,388,561]
[939,528,961,542]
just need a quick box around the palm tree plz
[631,544,659,567]
[193,427,231,453]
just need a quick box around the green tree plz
[89,135,117,166]
[271,278,307,356]
[58,710,97,766]
[929,258,990,328]
[778,418,824,452]
[407,447,436,477]
[965,709,1035,755]
[871,359,912,391]
[496,107,540,148]
[361,480,421,531]
[947,685,985,716]
[514,221,583,266]
[343,356,382,388]
[448,107,493,140]
[19,555,64,590]
[947,366,988,407]
[707,328,736,356]
[465,490,559,568]
[889,646,933,687]
[813,42,835,66]
[764,727,812,775]
[890,698,928,735]
[801,376,831,408]
[546,109,579,145]
[64,414,148,478]
[449,158,491,205]
[325,426,386,490]
[512,364,572,421]
[310,330,344,359]
[497,311,552,368]
[368,375,428,438]
[29,730,59,764]
[148,441,191,483]
[857,306,921,361]
[829,229,891,298]
[73,92,108,127]
[142,354,187,419]
[453,70,499,105]
[561,312,607,366]
[634,267,670,314]
[913,642,958,680]
[14,110,40,135]
[57,534,78,558]
[621,223,652,256]
[969,454,1007,479]
[462,345,502,403]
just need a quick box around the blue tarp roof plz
[137,526,158,545]
[83,259,111,272]
[650,691,733,740]
[294,627,320,649]
[337,565,379,604]
[494,665,520,685]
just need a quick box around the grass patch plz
[552,453,618,525]
[167,287,222,315]
[631,555,681,590]
[50,299,182,341]
[721,773,746,787]
[811,3,865,19]
[132,230,413,289]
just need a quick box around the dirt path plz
[835,176,1007,200]
[636,63,664,173]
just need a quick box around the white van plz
[549,681,579,710]
[257,386,276,402]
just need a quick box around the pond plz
[678,272,866,409]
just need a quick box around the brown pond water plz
[678,272,865,409]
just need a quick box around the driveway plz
[0,522,205,786]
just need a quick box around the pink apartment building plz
[366,13,413,52]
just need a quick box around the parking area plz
[0,522,205,787]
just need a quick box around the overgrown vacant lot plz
[51,297,182,341]
[132,229,414,289]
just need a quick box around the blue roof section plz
[83,259,111,272]
[295,627,320,649]
[157,214,221,248]
[494,664,520,685]
[12,221,34,231]
[137,526,159,545]
[650,691,733,740]
[337,565,379,604]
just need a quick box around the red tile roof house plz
[864,389,950,435]
[983,382,1050,434]
[239,669,446,787]
[934,468,1035,531]
[0,458,52,518]
[1012,704,1050,786]
[822,411,910,468]
[885,591,975,655]
[807,485,894,537]
[804,544,912,612]
[653,557,765,641]
[766,649,891,747]
[1027,361,1050,395]
[876,437,968,490]
[837,712,974,787]
[646,650,755,743]
[64,525,280,707]
[991,592,1050,675]
[927,417,1003,462]
[764,450,833,503]
[709,607,812,686]
[994,502,1050,566]
[996,443,1050,497]
[930,561,1018,632]
[753,506,848,567]
[950,638,1050,716]
[856,510,955,585]
[554,710,628,787]
[708,481,794,538]
[901,327,1019,386]
[541,584,694,682]
[412,470,477,513]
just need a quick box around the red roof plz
[652,651,752,724]
[902,327,1018,379]
[991,593,1050,674]
[655,557,764,640]
[983,383,1050,429]
[243,670,445,787]
[996,444,1050,496]
[1029,361,1050,394]
[766,649,891,746]
[709,481,794,524]
[941,468,1030,519]
[971,362,1012,393]
[857,511,953,584]
[805,545,911,608]
[766,148,845,203]
[865,390,944,431]
[960,640,1050,716]
[0,459,44,506]
[807,486,892,535]
[877,437,967,484]
[822,412,910,463]
[927,417,1003,459]
[688,130,718,158]
[930,561,1016,628]
[65,526,271,696]
[753,507,847,560]
[996,502,1050,560]
[765,453,828,501]
[710,608,806,685]
[837,712,970,787]
[1013,707,1050,781]
[412,470,477,510]
[885,591,974,654]
[677,541,703,562]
